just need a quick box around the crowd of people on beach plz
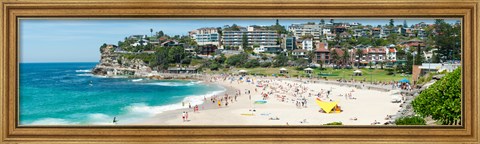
[175,73,401,125]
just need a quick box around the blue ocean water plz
[19,63,225,125]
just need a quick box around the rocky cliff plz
[91,45,152,77]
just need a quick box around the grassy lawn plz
[211,67,411,83]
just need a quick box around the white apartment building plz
[189,27,220,46]
[222,26,279,49]
[302,39,313,51]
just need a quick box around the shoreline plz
[126,74,403,125]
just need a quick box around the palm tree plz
[330,49,340,67]
[379,61,384,69]
[319,60,324,70]
[342,48,350,67]
[355,49,364,68]
[150,28,153,37]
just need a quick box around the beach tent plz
[315,98,341,113]
[353,70,362,76]
[239,70,248,75]
[279,68,288,74]
[399,78,410,83]
[304,68,314,74]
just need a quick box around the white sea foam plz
[86,113,115,125]
[24,84,226,125]
[26,118,79,125]
[131,79,143,82]
[75,69,92,73]
[144,81,202,87]
[122,89,225,118]
[76,73,94,77]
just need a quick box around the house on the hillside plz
[167,67,198,74]
[292,49,308,59]
[326,33,336,41]
[353,48,369,66]
[367,47,387,64]
[314,42,330,64]
[161,40,184,47]
[302,38,313,51]
[386,47,397,62]
[131,39,149,46]
[253,45,282,54]
[198,44,217,55]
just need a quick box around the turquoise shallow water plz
[19,63,224,125]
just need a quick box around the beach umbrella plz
[304,68,313,71]
[314,98,339,114]
[304,68,313,74]
[399,78,410,83]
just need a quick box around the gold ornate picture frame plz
[1,0,479,143]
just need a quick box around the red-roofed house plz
[352,48,369,66]
[387,48,397,62]
[314,42,330,64]
[367,47,387,63]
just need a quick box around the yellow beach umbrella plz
[315,98,339,113]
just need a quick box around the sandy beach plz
[133,74,402,126]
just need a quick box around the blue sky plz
[19,18,460,63]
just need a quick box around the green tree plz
[242,32,249,51]
[403,20,408,28]
[318,60,325,70]
[395,116,426,125]
[389,19,395,28]
[244,59,260,68]
[431,52,441,63]
[378,61,384,69]
[355,49,364,68]
[330,49,340,66]
[150,28,153,37]
[387,33,398,44]
[320,19,325,25]
[404,52,414,73]
[368,61,373,69]
[414,44,424,65]
[226,53,249,67]
[215,54,227,64]
[273,53,288,67]
[154,47,170,70]
[168,46,186,64]
[261,62,271,67]
[342,48,350,67]
[434,19,461,62]
[412,68,461,125]
[396,47,406,61]
[294,58,308,67]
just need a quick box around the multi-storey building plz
[222,26,279,49]
[314,42,330,64]
[288,23,323,40]
[189,27,220,46]
[353,48,369,66]
[367,47,387,63]
[386,47,397,62]
[302,38,313,51]
[283,36,296,51]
